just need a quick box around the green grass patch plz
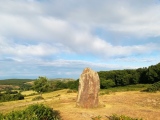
[100,84,151,94]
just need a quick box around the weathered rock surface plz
[76,67,100,108]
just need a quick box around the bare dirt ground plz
[0,90,160,120]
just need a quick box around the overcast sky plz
[1,0,160,79]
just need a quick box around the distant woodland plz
[98,62,160,88]
[0,62,160,91]
[0,62,160,103]
[0,63,160,119]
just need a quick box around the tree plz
[67,79,79,90]
[55,81,67,90]
[100,78,115,89]
[33,76,49,96]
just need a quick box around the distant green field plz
[0,79,35,86]
[0,79,35,91]
[0,78,75,85]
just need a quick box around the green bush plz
[32,96,44,101]
[0,104,61,120]
[0,113,3,120]
[100,79,116,89]
[145,81,160,92]
[109,114,142,120]
[0,93,24,102]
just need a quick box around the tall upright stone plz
[76,67,100,108]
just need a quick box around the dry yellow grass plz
[21,90,37,96]
[0,90,160,120]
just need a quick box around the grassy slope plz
[0,86,160,120]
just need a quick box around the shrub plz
[0,113,3,120]
[91,115,102,120]
[32,96,44,101]
[109,114,143,120]
[145,81,160,92]
[0,93,24,102]
[0,104,61,120]
[25,104,61,120]
[100,79,116,89]
[5,90,18,94]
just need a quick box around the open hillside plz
[0,63,160,119]
[0,89,160,120]
[0,79,34,91]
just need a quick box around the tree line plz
[1,62,160,96]
[33,62,160,94]
[98,62,160,89]
[32,76,79,95]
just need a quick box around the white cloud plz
[0,0,160,58]
[52,0,160,37]
[115,57,157,63]
[0,36,59,57]
[0,0,160,79]
[0,58,140,79]
[30,59,139,71]
[0,0,43,15]
[1,0,160,38]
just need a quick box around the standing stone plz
[76,67,100,108]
